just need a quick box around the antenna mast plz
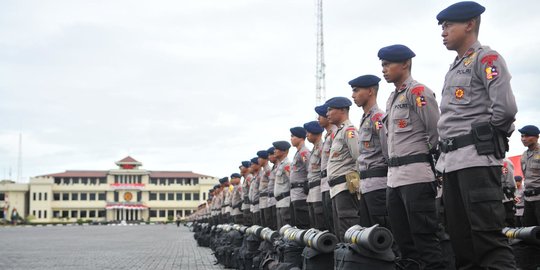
[315,0,326,105]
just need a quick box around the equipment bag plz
[302,247,334,270]
[334,243,395,270]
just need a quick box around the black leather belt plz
[516,205,524,209]
[439,133,475,153]
[232,202,242,209]
[243,198,251,204]
[268,192,274,197]
[222,204,230,207]
[252,199,259,205]
[328,175,347,187]
[291,182,306,189]
[359,167,388,178]
[260,192,269,197]
[275,191,290,201]
[309,180,321,189]
[321,170,327,178]
[524,187,540,197]
[387,154,431,167]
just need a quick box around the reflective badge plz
[485,66,498,80]
[455,88,464,100]
[464,52,476,67]
[416,96,427,107]
[284,165,290,173]
[363,141,370,148]
[374,121,383,130]
[372,113,384,130]
[346,127,356,138]
[502,162,508,175]
[398,119,407,128]
[399,95,406,102]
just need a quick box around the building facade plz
[1,156,216,223]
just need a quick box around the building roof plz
[117,156,139,163]
[42,171,109,178]
[148,171,212,178]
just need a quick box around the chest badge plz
[398,119,408,128]
[455,88,465,100]
[464,52,476,67]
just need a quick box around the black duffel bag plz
[334,243,395,270]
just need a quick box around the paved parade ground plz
[0,224,222,270]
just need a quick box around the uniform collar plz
[452,41,481,68]
[396,76,414,93]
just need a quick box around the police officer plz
[349,74,390,228]
[316,103,337,234]
[379,44,443,269]
[257,150,271,227]
[211,184,221,225]
[436,2,517,268]
[519,125,540,226]
[289,126,311,229]
[273,140,292,229]
[514,176,525,227]
[230,173,244,225]
[325,97,361,241]
[266,146,278,230]
[501,158,516,227]
[220,177,232,223]
[249,157,262,225]
[304,120,326,229]
[240,161,253,226]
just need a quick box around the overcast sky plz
[1,0,539,182]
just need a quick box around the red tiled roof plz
[148,171,212,178]
[42,171,108,178]
[118,156,139,163]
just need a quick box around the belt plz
[222,204,230,207]
[260,192,269,197]
[524,187,540,197]
[291,182,306,189]
[516,205,524,209]
[268,192,274,198]
[232,202,242,209]
[387,154,431,167]
[439,134,474,153]
[275,191,290,201]
[359,167,388,178]
[321,170,327,178]
[252,199,259,205]
[309,180,321,189]
[243,198,251,204]
[328,175,347,187]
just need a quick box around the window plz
[177,210,184,217]
[99,178,107,184]
[193,179,199,185]
[0,193,4,201]
[159,210,165,218]
[149,210,157,218]
[53,211,60,218]
[114,192,119,201]
[81,178,88,185]
[159,179,166,186]
[53,193,60,201]
[193,193,200,201]
[167,193,174,201]
[176,193,183,201]
[159,193,165,201]
[54,178,61,185]
[149,193,157,201]
[44,210,47,219]
[185,210,192,216]
[44,193,48,201]
[61,210,68,218]
[72,193,78,201]
[89,210,96,218]
[38,193,42,201]
[33,210,36,217]
[72,178,79,184]
[71,210,78,218]
[98,193,106,201]
[80,193,87,200]
[33,193,36,201]
[186,179,191,185]
[89,193,96,201]
[62,193,69,201]
[80,211,87,218]
[90,178,96,185]
[137,192,141,202]
[203,192,206,201]
[185,193,191,201]
[166,179,171,186]
[168,210,174,218]
[38,210,41,219]
[150,178,157,185]
[98,210,106,218]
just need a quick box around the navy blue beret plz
[230,173,241,179]
[290,126,307,138]
[240,161,251,168]
[219,177,229,184]
[437,1,485,24]
[303,121,324,134]
[257,150,269,159]
[518,125,540,136]
[209,188,214,193]
[315,104,329,117]
[267,146,275,155]
[273,140,291,151]
[326,97,352,108]
[349,75,381,88]
[250,157,259,165]
[213,184,220,189]
[514,176,523,182]
[378,44,416,62]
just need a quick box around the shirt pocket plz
[392,108,412,133]
[447,75,472,105]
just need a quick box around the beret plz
[514,176,523,182]
[257,150,269,159]
[213,184,220,189]
[349,75,381,88]
[518,125,540,136]
[437,1,485,24]
[303,121,324,134]
[326,97,352,108]
[273,140,291,151]
[378,44,416,62]
[250,157,259,165]
[290,126,307,138]
[240,161,251,168]
[267,146,275,155]
[315,104,329,117]
[230,173,241,178]
[219,177,229,184]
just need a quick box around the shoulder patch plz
[411,85,425,96]
[371,112,384,122]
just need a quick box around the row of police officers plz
[189,2,540,269]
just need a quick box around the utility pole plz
[315,0,326,105]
